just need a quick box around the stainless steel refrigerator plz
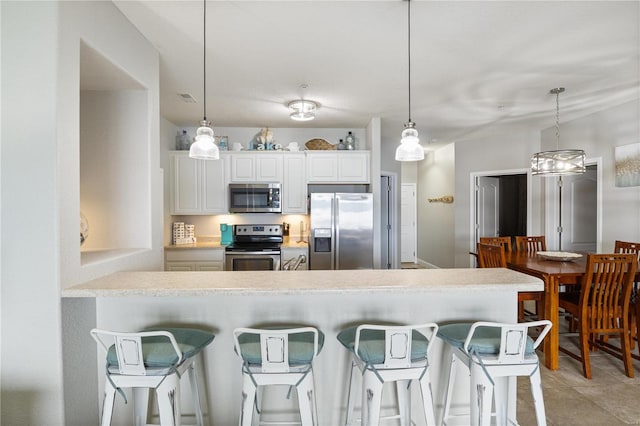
[309,193,373,270]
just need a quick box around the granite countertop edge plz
[62,269,543,298]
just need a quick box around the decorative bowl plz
[305,138,335,150]
[537,251,582,262]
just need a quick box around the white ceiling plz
[113,0,640,149]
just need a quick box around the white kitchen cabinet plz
[306,151,370,183]
[230,152,283,183]
[281,246,309,270]
[282,153,307,214]
[164,247,225,271]
[170,151,228,215]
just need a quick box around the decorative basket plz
[305,138,336,150]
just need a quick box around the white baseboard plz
[417,258,439,269]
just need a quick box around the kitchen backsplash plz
[170,213,309,240]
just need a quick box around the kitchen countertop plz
[62,268,541,298]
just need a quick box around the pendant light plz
[395,0,424,162]
[531,88,585,176]
[189,0,219,160]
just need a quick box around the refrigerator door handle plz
[334,196,339,270]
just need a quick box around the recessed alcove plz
[79,41,151,265]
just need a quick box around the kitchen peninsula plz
[63,268,541,425]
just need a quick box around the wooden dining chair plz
[515,236,546,253]
[477,243,506,268]
[514,236,547,322]
[558,253,638,379]
[479,236,512,253]
[614,241,640,356]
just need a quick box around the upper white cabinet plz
[170,151,228,215]
[282,153,307,214]
[306,151,370,183]
[230,152,283,182]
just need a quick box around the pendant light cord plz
[555,90,560,151]
[407,0,412,123]
[203,0,207,122]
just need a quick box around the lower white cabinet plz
[164,248,225,271]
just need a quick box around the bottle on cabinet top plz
[345,131,356,150]
[175,130,192,150]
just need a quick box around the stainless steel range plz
[224,224,282,271]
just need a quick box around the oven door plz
[225,251,281,271]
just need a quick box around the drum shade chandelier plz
[395,0,424,162]
[189,0,219,160]
[531,88,585,176]
[288,99,319,121]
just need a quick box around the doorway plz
[472,169,531,265]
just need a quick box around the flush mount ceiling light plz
[288,99,318,121]
[189,0,219,160]
[395,0,424,162]
[531,88,585,176]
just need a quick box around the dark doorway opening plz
[496,174,527,238]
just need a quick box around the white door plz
[401,184,417,263]
[560,167,597,252]
[476,176,500,242]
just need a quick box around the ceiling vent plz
[178,93,197,103]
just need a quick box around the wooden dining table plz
[505,251,589,370]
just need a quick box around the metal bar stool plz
[336,323,439,426]
[438,320,551,426]
[232,326,323,426]
[91,327,215,426]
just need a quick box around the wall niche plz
[79,41,150,264]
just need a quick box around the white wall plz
[80,90,150,250]
[1,3,64,424]
[453,126,543,267]
[1,1,162,424]
[417,144,456,268]
[541,99,640,251]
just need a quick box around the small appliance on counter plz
[220,223,233,246]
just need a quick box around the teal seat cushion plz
[437,323,535,355]
[336,326,430,364]
[107,327,215,369]
[237,328,324,366]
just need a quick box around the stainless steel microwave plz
[229,183,281,213]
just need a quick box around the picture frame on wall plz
[615,142,640,187]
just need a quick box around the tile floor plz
[517,332,640,425]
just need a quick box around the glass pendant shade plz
[531,149,585,176]
[395,122,424,161]
[189,121,219,160]
[288,100,317,121]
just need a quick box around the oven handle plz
[226,250,281,255]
